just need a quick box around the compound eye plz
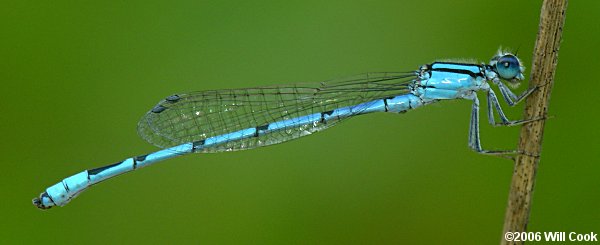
[495,55,521,80]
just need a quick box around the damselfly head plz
[490,50,525,88]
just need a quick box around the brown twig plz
[501,0,567,244]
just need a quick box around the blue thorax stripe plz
[430,62,483,78]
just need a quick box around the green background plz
[2,1,598,244]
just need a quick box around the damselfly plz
[33,50,536,209]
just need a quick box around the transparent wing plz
[137,72,416,153]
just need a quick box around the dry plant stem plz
[501,0,567,244]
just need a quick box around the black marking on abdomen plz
[42,192,54,204]
[88,161,122,175]
[192,140,205,152]
[133,154,148,169]
[135,154,148,162]
[321,110,334,123]
[151,105,167,113]
[383,97,393,112]
[165,95,181,103]
[256,125,269,136]
[62,182,70,192]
